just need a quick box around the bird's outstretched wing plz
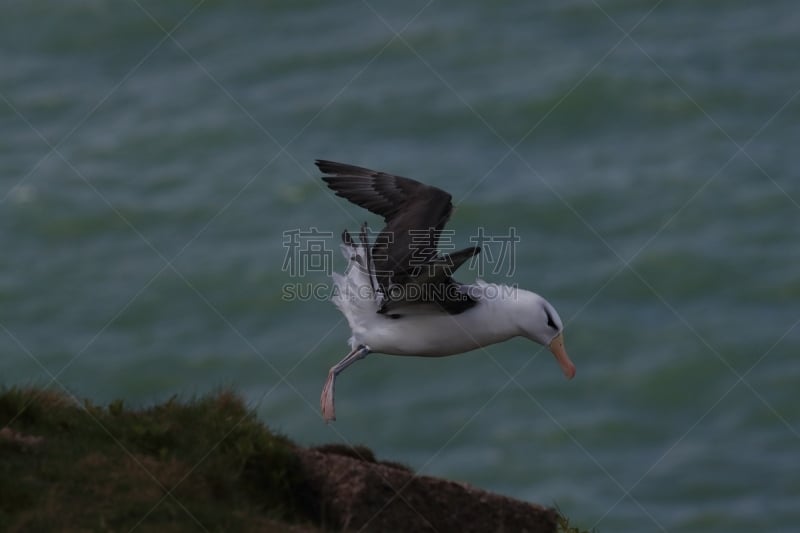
[318,160,480,314]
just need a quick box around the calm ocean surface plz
[2,1,799,531]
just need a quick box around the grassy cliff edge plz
[0,388,584,532]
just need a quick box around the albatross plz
[317,160,575,422]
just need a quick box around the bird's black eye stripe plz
[545,310,557,330]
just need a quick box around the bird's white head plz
[516,291,576,380]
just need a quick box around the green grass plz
[1,387,584,532]
[0,387,315,532]
[555,504,594,533]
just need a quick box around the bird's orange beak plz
[549,332,575,380]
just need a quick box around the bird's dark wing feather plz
[317,160,451,226]
[317,159,480,315]
[317,159,455,275]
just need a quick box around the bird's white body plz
[331,243,557,356]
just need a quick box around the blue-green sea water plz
[2,1,799,531]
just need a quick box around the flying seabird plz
[317,160,575,422]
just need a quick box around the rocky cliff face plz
[299,444,558,533]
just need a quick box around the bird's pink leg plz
[321,345,370,423]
